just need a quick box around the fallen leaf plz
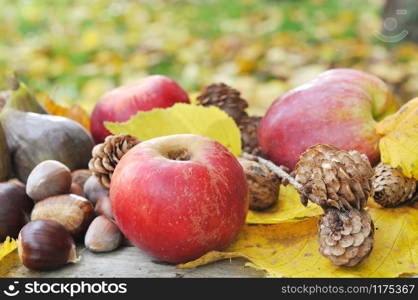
[105,103,242,157]
[376,98,418,179]
[246,185,322,224]
[41,96,91,131]
[179,206,418,278]
[0,237,17,262]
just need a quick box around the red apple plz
[90,75,189,143]
[258,69,399,170]
[110,134,248,263]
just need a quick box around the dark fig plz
[0,124,12,181]
[0,73,46,114]
[0,180,33,240]
[0,110,94,182]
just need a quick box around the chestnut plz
[31,194,95,238]
[71,169,92,189]
[18,219,78,270]
[84,215,122,252]
[83,175,108,205]
[26,160,72,202]
[0,180,33,240]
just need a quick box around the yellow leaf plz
[41,96,91,131]
[246,185,322,224]
[0,237,17,261]
[179,206,418,277]
[105,103,242,157]
[376,98,418,179]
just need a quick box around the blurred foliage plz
[1,0,418,114]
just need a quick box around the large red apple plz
[110,134,249,263]
[90,75,189,143]
[258,69,399,170]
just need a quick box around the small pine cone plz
[197,83,248,123]
[238,157,280,211]
[294,144,374,211]
[89,134,140,188]
[239,115,261,155]
[319,208,374,267]
[373,163,417,208]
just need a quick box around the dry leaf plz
[0,237,17,262]
[105,103,242,157]
[179,206,418,278]
[376,98,418,179]
[42,96,91,131]
[246,185,322,224]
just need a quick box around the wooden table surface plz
[4,246,265,278]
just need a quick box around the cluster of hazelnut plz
[0,160,124,271]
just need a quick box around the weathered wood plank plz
[5,246,265,278]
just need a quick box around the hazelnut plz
[83,176,108,204]
[0,180,33,240]
[18,219,78,270]
[71,169,92,189]
[31,194,95,238]
[94,195,113,219]
[84,215,122,252]
[26,160,71,202]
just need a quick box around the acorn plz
[30,194,95,238]
[83,176,108,205]
[84,216,122,252]
[18,219,78,270]
[0,180,33,240]
[26,160,72,202]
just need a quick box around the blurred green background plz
[1,0,417,114]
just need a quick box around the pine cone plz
[239,115,261,155]
[373,163,417,208]
[238,157,280,211]
[197,83,248,123]
[294,144,374,211]
[89,134,140,188]
[319,208,374,267]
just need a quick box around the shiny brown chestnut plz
[26,160,72,202]
[84,215,122,252]
[0,180,33,240]
[18,219,78,270]
[31,194,95,238]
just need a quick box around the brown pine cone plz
[294,144,374,211]
[239,115,261,155]
[89,134,140,188]
[196,83,248,123]
[373,163,417,208]
[319,208,374,267]
[238,157,280,211]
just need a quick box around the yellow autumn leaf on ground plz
[0,237,17,261]
[105,103,242,156]
[179,206,418,277]
[376,98,418,179]
[246,185,322,224]
[41,97,91,131]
